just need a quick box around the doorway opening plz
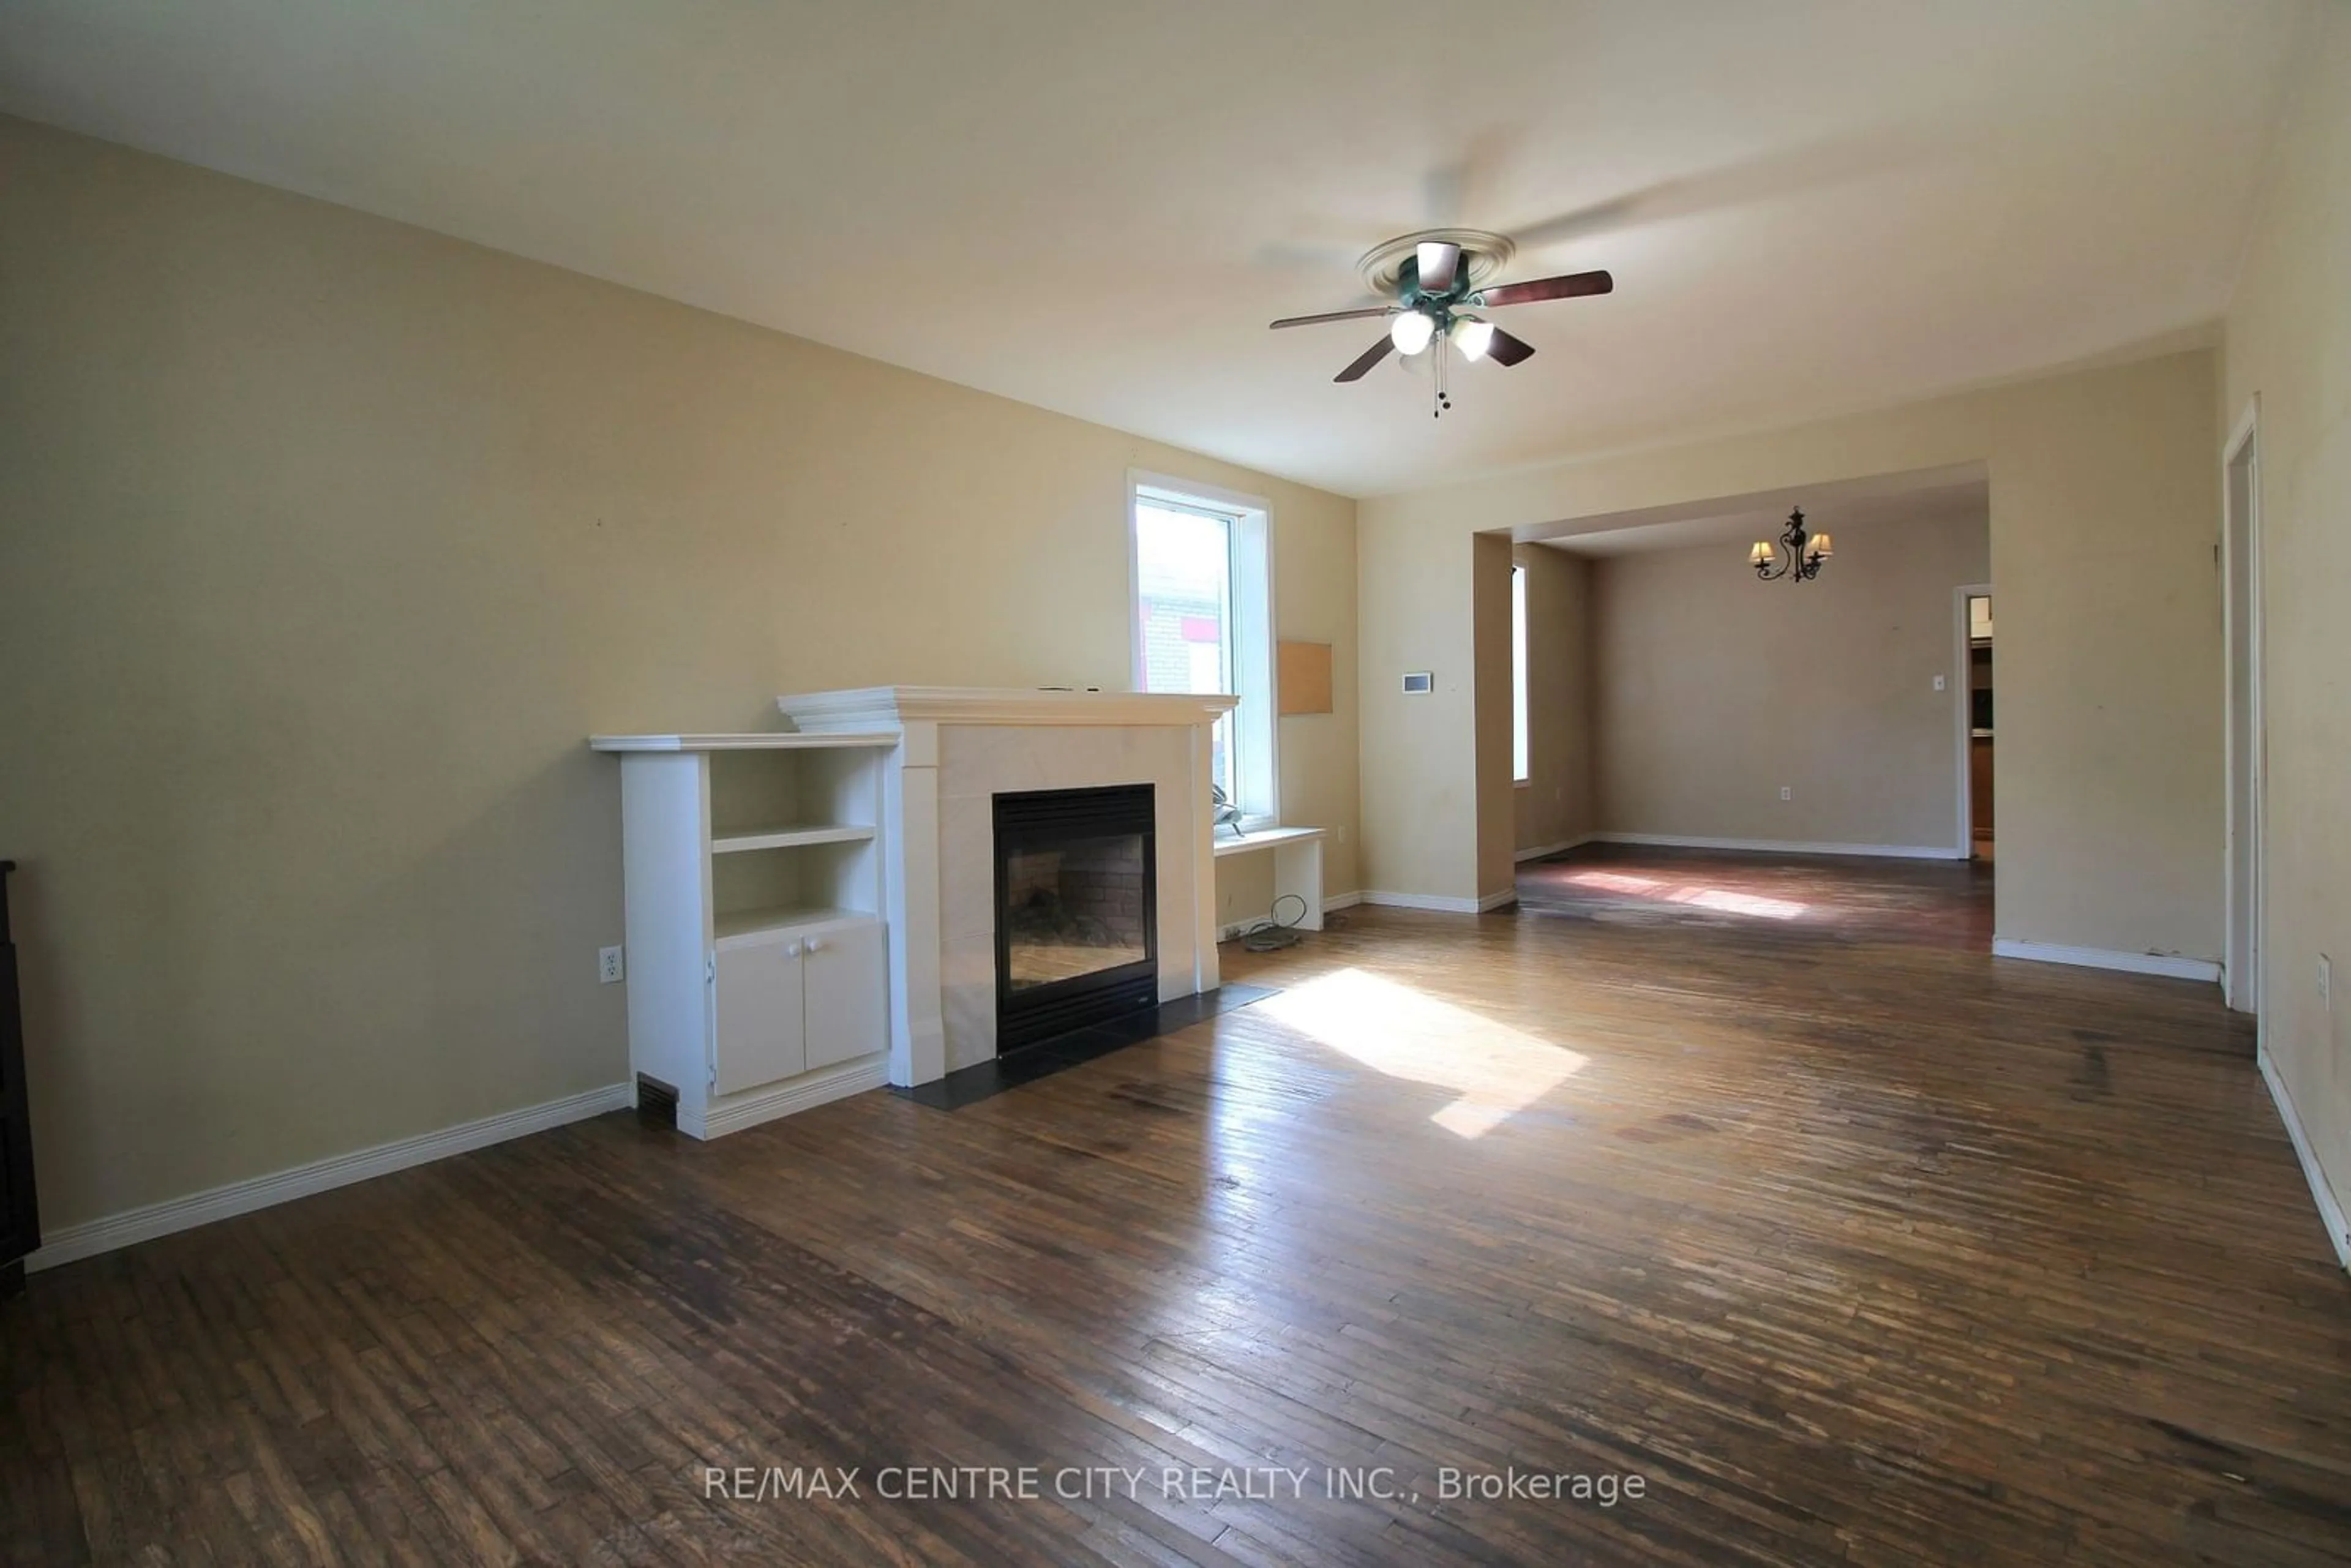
[2224,404,2262,1015]
[1954,585,1994,860]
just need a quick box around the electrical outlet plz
[599,945,626,984]
[1933,673,1946,692]
[2322,953,2333,1011]
[1779,786,1793,801]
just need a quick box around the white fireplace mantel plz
[775,686,1237,1087]
[781,685,1236,732]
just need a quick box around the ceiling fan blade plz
[1415,240,1461,295]
[1334,336,1396,383]
[1270,306,1392,330]
[1484,327,1537,367]
[1476,269,1614,308]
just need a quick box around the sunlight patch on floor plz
[1258,968,1588,1138]
[1667,887,1806,920]
[1563,869,1805,920]
[1567,870,1665,894]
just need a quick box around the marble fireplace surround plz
[776,687,1237,1086]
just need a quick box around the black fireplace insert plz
[993,784,1158,1052]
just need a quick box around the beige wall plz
[1512,545,1595,855]
[1360,348,2221,947]
[0,118,1358,1232]
[1588,512,1990,849]
[2221,11,2351,1223]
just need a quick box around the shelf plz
[714,905,880,946]
[711,823,876,855]
[590,732,899,753]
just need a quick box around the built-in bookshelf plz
[590,732,897,1138]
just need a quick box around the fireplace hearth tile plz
[893,983,1277,1111]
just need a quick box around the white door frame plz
[2222,399,2263,1014]
[1952,583,1992,856]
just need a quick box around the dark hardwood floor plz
[7,847,2347,1566]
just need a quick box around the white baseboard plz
[1991,939,2222,984]
[2259,1046,2351,1272]
[1322,890,1362,914]
[1515,835,1596,863]
[27,1080,634,1274]
[690,1056,889,1139]
[1362,890,1483,914]
[1591,831,1965,861]
[1479,888,1520,911]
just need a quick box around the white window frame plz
[1127,470,1279,831]
[1511,563,1531,785]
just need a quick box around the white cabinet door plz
[801,921,886,1072]
[713,940,806,1096]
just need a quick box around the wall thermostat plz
[1401,672,1434,695]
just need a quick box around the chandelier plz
[1749,508,1833,583]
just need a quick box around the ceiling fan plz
[1269,230,1611,416]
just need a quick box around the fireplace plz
[993,784,1158,1052]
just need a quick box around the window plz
[1511,563,1530,784]
[1129,474,1276,828]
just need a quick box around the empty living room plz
[6,2,2351,1563]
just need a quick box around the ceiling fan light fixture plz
[1277,230,1611,415]
[1389,309,1436,355]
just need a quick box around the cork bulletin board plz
[1277,640,1333,715]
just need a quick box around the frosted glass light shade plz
[1389,310,1436,354]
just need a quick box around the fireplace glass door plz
[1003,834,1150,990]
[993,785,1158,1051]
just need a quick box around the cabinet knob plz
[806,937,825,953]
[785,942,803,958]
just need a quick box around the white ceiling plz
[0,1,2311,498]
[1540,476,1987,557]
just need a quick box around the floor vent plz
[634,1074,678,1129]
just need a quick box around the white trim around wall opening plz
[2221,399,2263,1018]
[1510,562,1530,785]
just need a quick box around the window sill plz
[1212,824,1325,857]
